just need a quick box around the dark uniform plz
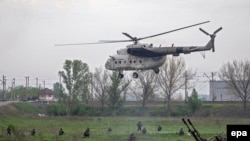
[179,128,184,136]
[59,128,64,136]
[107,127,112,133]
[31,129,36,136]
[7,126,11,136]
[157,125,162,131]
[137,121,142,131]
[142,127,147,134]
[83,128,90,138]
[129,133,136,141]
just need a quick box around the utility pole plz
[25,76,29,100]
[2,75,6,101]
[36,78,38,88]
[91,74,93,102]
[43,80,45,89]
[184,71,188,103]
[204,72,216,102]
[183,70,195,103]
[11,78,15,101]
[58,71,63,102]
[211,72,214,102]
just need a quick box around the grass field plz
[0,102,250,141]
[1,115,249,141]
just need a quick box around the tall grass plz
[1,116,246,141]
[0,102,249,140]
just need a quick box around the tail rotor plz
[199,28,210,36]
[199,27,222,52]
[213,27,223,35]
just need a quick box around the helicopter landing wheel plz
[154,68,160,74]
[133,72,138,78]
[118,73,124,79]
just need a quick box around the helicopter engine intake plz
[117,48,127,55]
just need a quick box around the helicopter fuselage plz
[105,54,166,71]
[105,43,166,71]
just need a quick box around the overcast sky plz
[1,0,250,93]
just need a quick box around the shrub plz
[12,102,39,114]
[170,105,190,117]
[47,103,67,116]
[187,88,202,114]
[150,107,168,116]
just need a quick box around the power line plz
[0,75,58,90]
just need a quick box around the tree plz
[107,71,130,116]
[130,71,158,108]
[60,60,90,105]
[187,88,202,114]
[219,59,250,110]
[53,82,66,103]
[4,86,40,101]
[92,67,110,114]
[158,57,192,111]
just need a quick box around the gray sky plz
[1,0,250,93]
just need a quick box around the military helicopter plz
[56,21,222,79]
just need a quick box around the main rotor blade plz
[138,21,210,41]
[99,39,132,43]
[55,39,133,46]
[55,42,107,46]
[122,32,135,40]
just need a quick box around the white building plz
[209,81,241,101]
[38,88,54,102]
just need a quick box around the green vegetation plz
[107,71,130,116]
[187,89,202,114]
[47,103,67,116]
[1,115,240,141]
[2,86,40,101]
[0,102,250,141]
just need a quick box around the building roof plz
[38,88,53,96]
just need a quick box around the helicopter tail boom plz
[126,27,222,58]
